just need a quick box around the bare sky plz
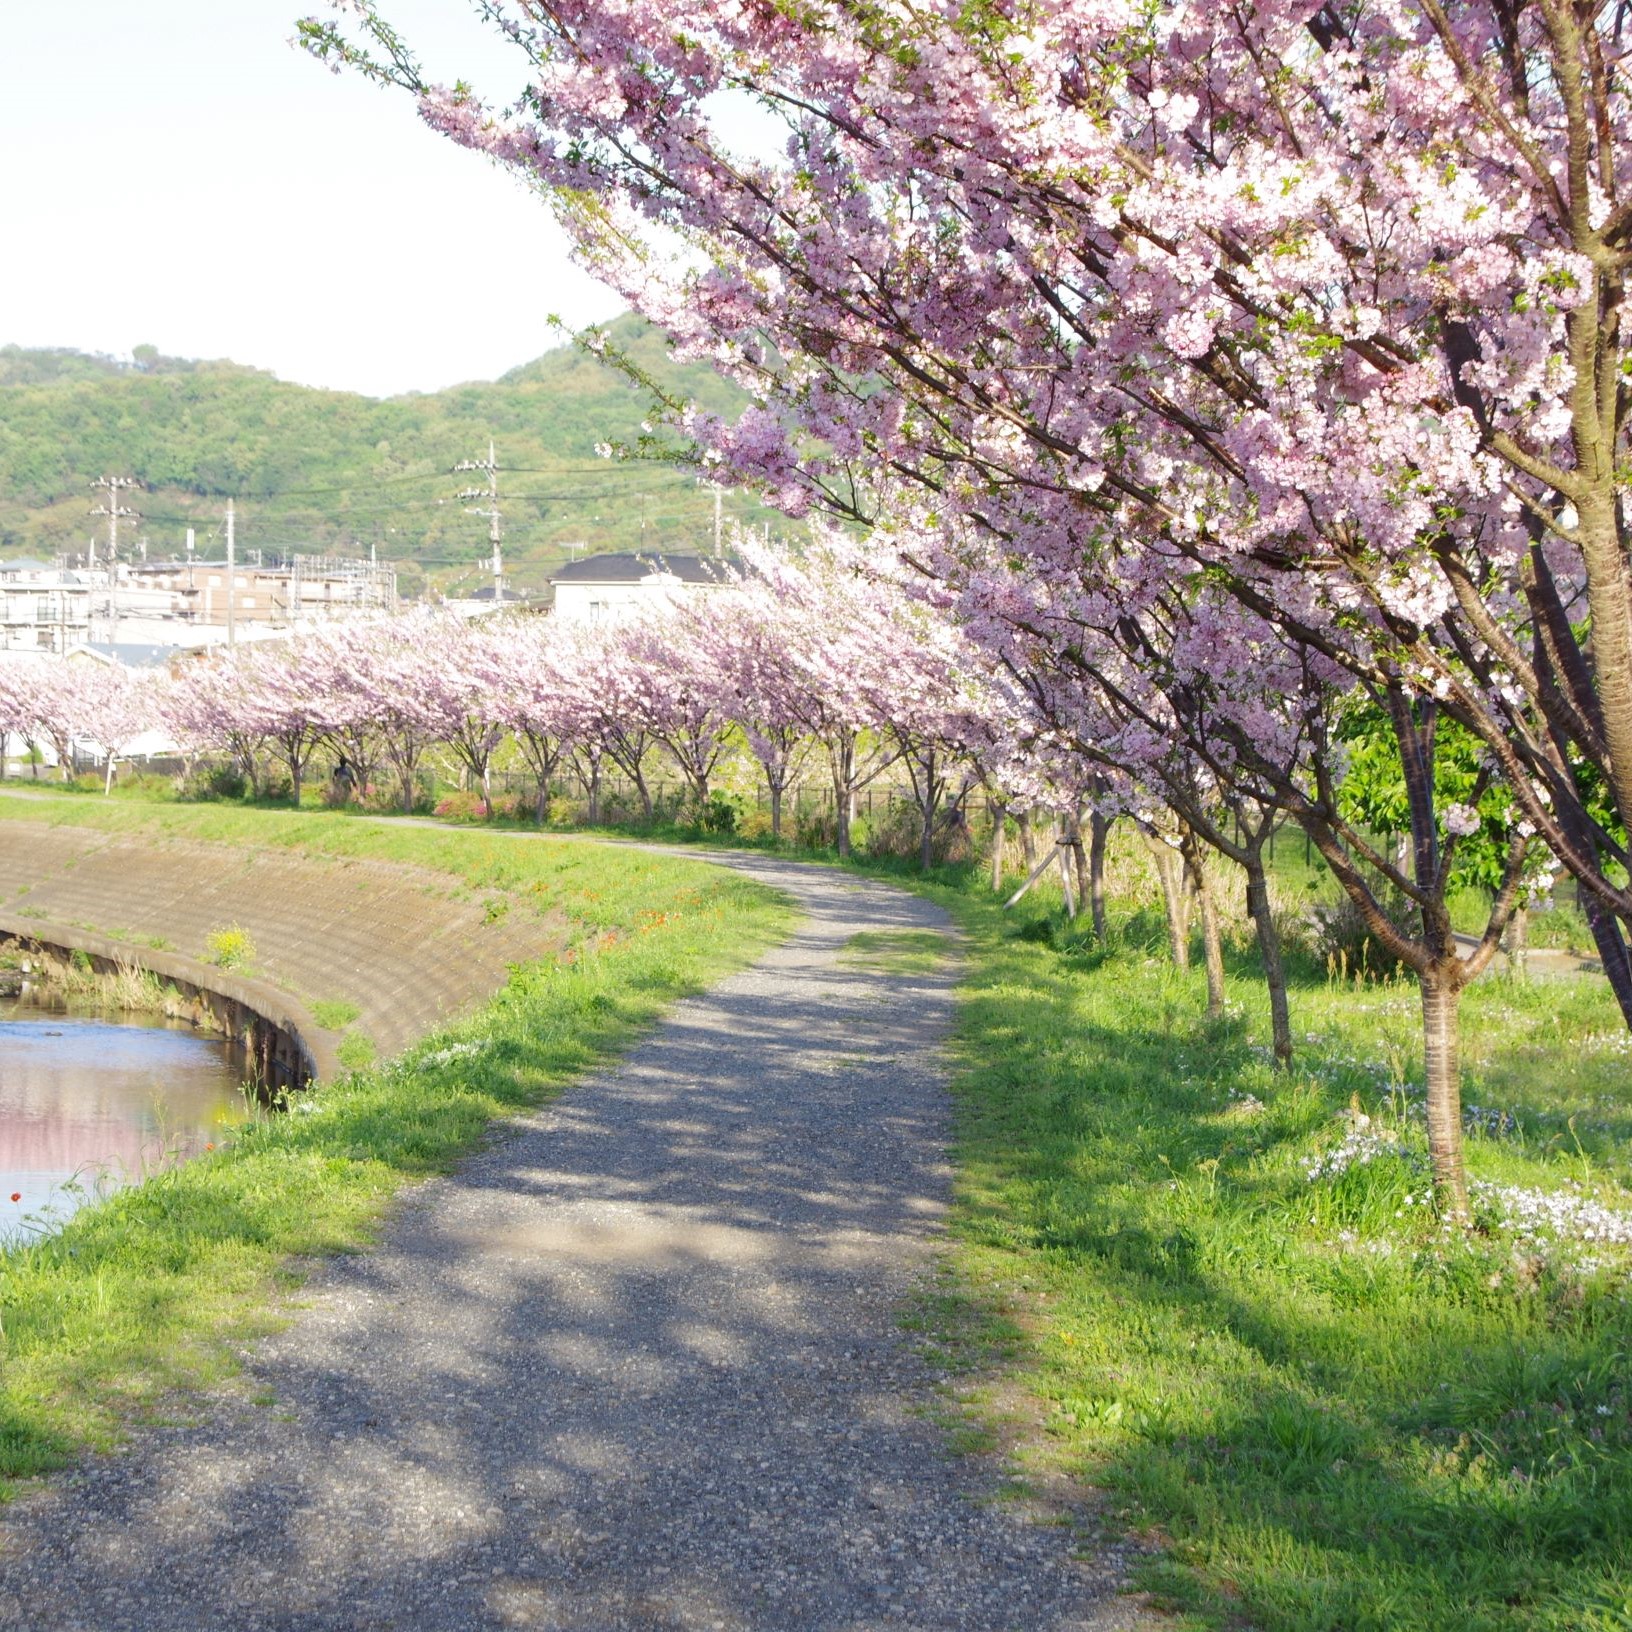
[0,2,630,397]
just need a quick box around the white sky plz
[0,1,636,397]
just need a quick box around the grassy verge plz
[0,800,793,1491]
[895,884,1632,1632]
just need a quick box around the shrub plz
[546,797,589,828]
[735,809,774,841]
[180,763,246,802]
[432,791,491,822]
[675,792,739,836]
[793,807,837,849]
[1306,885,1414,980]
[863,799,975,865]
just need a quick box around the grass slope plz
[0,799,793,1491]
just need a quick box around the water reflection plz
[0,1000,248,1242]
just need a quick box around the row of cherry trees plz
[0,658,158,795]
[0,552,1572,1206]
[0,548,1030,863]
[299,0,1631,1217]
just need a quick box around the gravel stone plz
[0,848,1153,1630]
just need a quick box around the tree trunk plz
[1019,809,1037,869]
[1069,827,1090,921]
[535,778,549,825]
[633,768,653,822]
[401,767,415,814]
[1089,811,1110,941]
[103,754,116,796]
[1542,700,1632,1027]
[587,759,602,825]
[989,799,1007,893]
[770,782,784,841]
[836,790,851,858]
[1144,831,1190,969]
[1244,850,1293,1066]
[1421,971,1470,1221]
[291,757,303,807]
[1504,906,1529,979]
[1183,832,1226,1018]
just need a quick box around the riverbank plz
[1,944,196,1023]
[0,803,793,1488]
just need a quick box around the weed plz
[308,999,360,1031]
[335,1030,377,1071]
[204,925,256,971]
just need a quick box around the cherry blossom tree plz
[79,664,163,795]
[419,614,510,812]
[492,616,587,823]
[345,609,456,814]
[621,611,736,809]
[0,658,55,779]
[234,640,331,805]
[677,582,814,840]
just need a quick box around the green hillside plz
[0,317,763,594]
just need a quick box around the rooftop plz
[549,551,723,587]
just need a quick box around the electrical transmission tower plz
[452,440,504,601]
[89,475,142,643]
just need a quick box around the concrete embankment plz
[0,819,571,1080]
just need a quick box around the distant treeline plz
[0,316,761,592]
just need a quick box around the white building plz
[0,551,396,656]
[0,560,94,654]
[548,552,722,626]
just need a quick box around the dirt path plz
[0,848,1144,1631]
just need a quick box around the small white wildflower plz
[422,1040,487,1069]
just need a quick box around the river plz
[0,999,248,1243]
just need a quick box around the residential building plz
[0,561,94,654]
[548,552,723,626]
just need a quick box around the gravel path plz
[0,849,1144,1631]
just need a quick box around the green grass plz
[840,928,952,975]
[308,999,360,1031]
[897,884,1632,1632]
[334,1029,377,1071]
[0,798,794,1491]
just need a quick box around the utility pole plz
[226,499,237,646]
[453,439,503,602]
[89,475,141,646]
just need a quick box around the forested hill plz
[0,316,759,594]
